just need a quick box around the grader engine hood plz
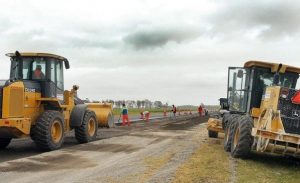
[278,87,300,135]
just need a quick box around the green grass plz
[173,136,300,183]
[236,153,300,183]
[173,142,231,183]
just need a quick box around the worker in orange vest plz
[121,103,130,126]
[198,105,203,117]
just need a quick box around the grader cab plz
[221,61,300,158]
[0,51,114,151]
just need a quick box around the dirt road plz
[0,115,208,183]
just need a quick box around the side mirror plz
[237,69,244,78]
[73,85,79,91]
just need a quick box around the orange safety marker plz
[140,112,144,119]
[145,112,150,122]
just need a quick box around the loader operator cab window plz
[50,59,64,90]
[227,68,250,113]
[10,57,46,81]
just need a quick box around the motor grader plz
[0,51,114,151]
[222,61,300,158]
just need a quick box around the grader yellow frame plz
[0,51,113,151]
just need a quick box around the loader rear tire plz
[75,110,98,143]
[208,130,218,138]
[224,114,239,152]
[32,111,65,151]
[231,116,254,158]
[0,138,12,149]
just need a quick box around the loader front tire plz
[75,110,98,143]
[208,130,218,138]
[32,111,65,151]
[231,116,253,158]
[0,138,12,149]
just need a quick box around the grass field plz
[173,136,300,183]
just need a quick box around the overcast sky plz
[0,0,300,105]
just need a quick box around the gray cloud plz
[210,0,300,40]
[123,26,202,49]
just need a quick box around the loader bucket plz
[86,103,114,128]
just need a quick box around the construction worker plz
[120,103,130,126]
[198,105,203,117]
[32,65,45,79]
[171,105,177,119]
[143,111,150,121]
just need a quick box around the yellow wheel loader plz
[222,61,300,158]
[0,51,114,151]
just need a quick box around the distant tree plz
[115,100,122,108]
[141,100,145,108]
[109,99,114,105]
[137,100,141,108]
[154,101,163,108]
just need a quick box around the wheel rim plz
[51,120,63,143]
[88,118,96,137]
[233,127,240,149]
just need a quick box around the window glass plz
[228,68,250,112]
[31,58,46,80]
[56,61,64,89]
[22,60,30,79]
[50,60,55,82]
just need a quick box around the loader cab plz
[227,61,300,114]
[6,52,70,99]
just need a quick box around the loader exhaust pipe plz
[15,51,23,80]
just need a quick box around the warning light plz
[291,91,300,104]
[4,121,9,125]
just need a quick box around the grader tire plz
[32,111,65,151]
[208,130,218,138]
[231,116,254,158]
[0,138,12,149]
[224,114,240,152]
[222,113,231,130]
[75,110,98,143]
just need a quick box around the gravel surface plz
[0,115,208,183]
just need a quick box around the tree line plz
[86,99,166,109]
